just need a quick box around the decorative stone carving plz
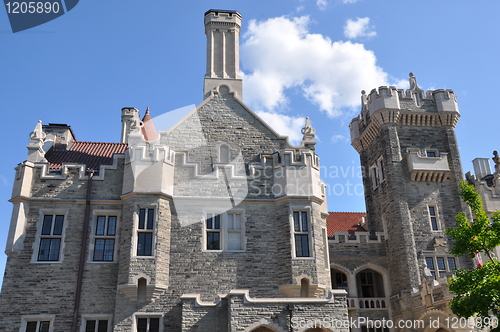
[301,117,316,142]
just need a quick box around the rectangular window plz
[137,317,160,332]
[425,256,457,279]
[293,211,310,257]
[93,216,117,261]
[447,257,457,270]
[38,215,64,261]
[204,211,245,251]
[377,157,385,182]
[428,206,439,231]
[85,319,108,332]
[26,321,50,332]
[427,151,437,157]
[370,166,379,188]
[137,209,154,256]
[206,213,221,250]
[226,212,243,250]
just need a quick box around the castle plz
[0,9,474,332]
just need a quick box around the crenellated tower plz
[350,73,472,322]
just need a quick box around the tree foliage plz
[446,181,500,323]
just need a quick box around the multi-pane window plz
[360,272,375,297]
[334,272,348,291]
[38,215,64,261]
[137,208,154,256]
[93,216,117,261]
[293,211,310,257]
[428,206,439,231]
[370,157,385,189]
[425,256,457,279]
[25,321,50,332]
[226,212,243,250]
[137,317,160,332]
[206,213,221,250]
[85,319,108,332]
[205,212,245,251]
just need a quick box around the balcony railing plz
[347,297,388,310]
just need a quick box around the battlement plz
[350,73,460,153]
[204,9,242,27]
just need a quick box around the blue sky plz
[1,0,499,287]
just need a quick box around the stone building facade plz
[0,9,475,332]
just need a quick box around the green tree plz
[446,181,500,326]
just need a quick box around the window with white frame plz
[25,321,50,332]
[426,150,438,157]
[425,256,457,279]
[226,212,243,250]
[370,157,385,189]
[377,157,385,182]
[136,316,162,332]
[370,164,379,189]
[293,211,310,257]
[204,211,245,251]
[84,319,109,332]
[37,214,64,261]
[22,316,54,332]
[92,215,117,262]
[137,208,154,256]
[428,205,439,231]
[206,213,221,250]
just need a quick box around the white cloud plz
[344,17,376,39]
[317,0,328,10]
[342,0,360,3]
[331,134,348,144]
[256,111,305,146]
[242,16,390,118]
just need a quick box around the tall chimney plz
[203,9,243,100]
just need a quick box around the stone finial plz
[361,90,368,106]
[29,120,46,142]
[27,120,47,162]
[301,117,316,142]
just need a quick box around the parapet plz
[350,73,460,153]
[204,9,242,27]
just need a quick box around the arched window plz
[137,278,147,302]
[220,145,229,163]
[300,278,310,298]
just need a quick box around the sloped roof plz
[141,108,158,141]
[45,141,127,170]
[326,212,366,237]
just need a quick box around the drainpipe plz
[71,169,94,332]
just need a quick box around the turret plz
[203,9,243,99]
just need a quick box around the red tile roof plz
[326,212,366,237]
[45,141,128,170]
